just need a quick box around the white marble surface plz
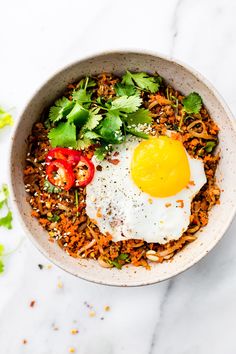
[0,0,236,353]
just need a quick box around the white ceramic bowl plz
[10,50,236,286]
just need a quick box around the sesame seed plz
[57,280,63,289]
[89,311,96,317]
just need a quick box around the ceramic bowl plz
[10,50,236,286]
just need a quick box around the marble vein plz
[148,279,174,354]
[170,0,184,57]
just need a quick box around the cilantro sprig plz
[0,107,13,129]
[0,184,13,229]
[0,244,5,273]
[108,253,130,269]
[46,72,162,159]
[179,92,203,129]
[122,71,161,93]
[183,92,202,114]
[205,141,216,153]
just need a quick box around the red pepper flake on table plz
[29,300,36,308]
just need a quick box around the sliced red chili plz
[46,159,75,191]
[74,155,95,187]
[46,148,81,166]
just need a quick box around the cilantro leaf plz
[183,92,202,114]
[97,112,124,144]
[0,184,13,229]
[49,97,74,123]
[110,259,122,269]
[94,145,111,161]
[47,214,60,222]
[44,180,62,193]
[0,259,4,273]
[205,141,216,153]
[121,71,134,86]
[0,244,4,256]
[125,109,152,126]
[48,121,76,148]
[122,71,160,93]
[125,128,149,139]
[111,95,142,113]
[0,184,9,209]
[72,88,92,107]
[77,137,93,150]
[0,211,13,229]
[83,131,100,140]
[0,244,4,274]
[0,107,13,129]
[117,253,129,261]
[114,83,137,97]
[109,253,130,269]
[83,108,103,130]
[67,102,89,127]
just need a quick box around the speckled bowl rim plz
[9,49,236,286]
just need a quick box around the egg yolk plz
[131,136,190,198]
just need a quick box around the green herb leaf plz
[114,83,137,97]
[110,259,122,269]
[125,108,152,126]
[0,244,4,273]
[77,137,93,150]
[98,112,123,144]
[118,253,129,261]
[0,184,9,209]
[109,253,130,269]
[48,121,77,148]
[49,97,74,123]
[125,128,149,139]
[83,108,103,130]
[83,131,100,140]
[0,244,4,256]
[94,145,111,161]
[0,107,13,129]
[67,102,89,127]
[72,89,92,108]
[43,180,62,193]
[0,259,4,273]
[111,95,142,113]
[0,185,13,229]
[0,211,13,229]
[122,71,160,93]
[47,214,60,222]
[205,141,216,153]
[121,71,134,86]
[183,92,202,114]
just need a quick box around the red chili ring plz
[46,159,75,191]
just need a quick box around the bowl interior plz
[10,51,236,286]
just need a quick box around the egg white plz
[86,136,206,244]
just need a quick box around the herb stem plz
[84,76,89,90]
[179,110,185,131]
[75,189,79,217]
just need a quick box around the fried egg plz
[86,135,206,244]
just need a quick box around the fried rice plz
[23,73,220,269]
